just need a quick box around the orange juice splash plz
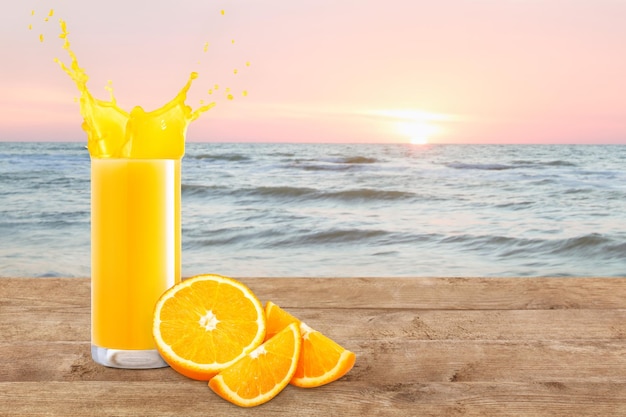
[53,18,215,159]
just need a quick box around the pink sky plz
[2,0,626,144]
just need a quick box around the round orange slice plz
[152,274,266,381]
[264,301,356,388]
[209,322,302,407]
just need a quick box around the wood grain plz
[1,277,625,416]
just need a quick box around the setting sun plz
[398,121,436,145]
[410,136,429,145]
[366,109,451,144]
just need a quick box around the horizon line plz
[1,139,625,146]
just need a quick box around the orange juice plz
[91,158,181,351]
[45,17,215,368]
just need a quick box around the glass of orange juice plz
[52,18,213,368]
[79,91,206,369]
[90,157,181,368]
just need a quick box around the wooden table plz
[1,277,625,416]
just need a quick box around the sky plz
[2,0,626,145]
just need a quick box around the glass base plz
[91,345,169,369]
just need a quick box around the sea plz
[0,142,624,278]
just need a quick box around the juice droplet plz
[242,90,248,97]
[226,94,234,100]
[246,61,251,67]
[104,80,115,101]
[221,10,225,16]
[233,69,238,75]
[48,9,54,17]
[231,39,235,44]
[39,34,44,42]
[28,24,32,30]
[203,42,209,52]
[31,10,35,16]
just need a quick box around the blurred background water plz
[1,142,624,277]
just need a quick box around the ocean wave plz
[245,186,317,199]
[563,187,594,195]
[35,176,89,188]
[542,160,577,167]
[274,228,392,246]
[291,155,380,171]
[184,231,257,248]
[447,160,577,171]
[182,184,229,197]
[245,186,416,202]
[324,189,414,201]
[0,218,87,231]
[527,178,558,186]
[183,183,416,203]
[298,163,353,172]
[442,232,625,261]
[494,200,535,210]
[185,227,446,250]
[546,233,626,259]
[341,156,378,164]
[183,184,315,200]
[446,163,517,171]
[511,159,577,168]
[188,153,250,162]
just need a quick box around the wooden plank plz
[3,338,625,384]
[284,308,626,342]
[1,381,625,417]
[4,305,625,344]
[240,277,626,310]
[2,277,626,310]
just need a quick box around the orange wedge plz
[152,274,266,381]
[264,301,356,388]
[209,322,301,407]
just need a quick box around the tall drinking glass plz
[90,157,181,368]
[53,23,198,368]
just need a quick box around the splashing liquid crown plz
[54,18,215,159]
